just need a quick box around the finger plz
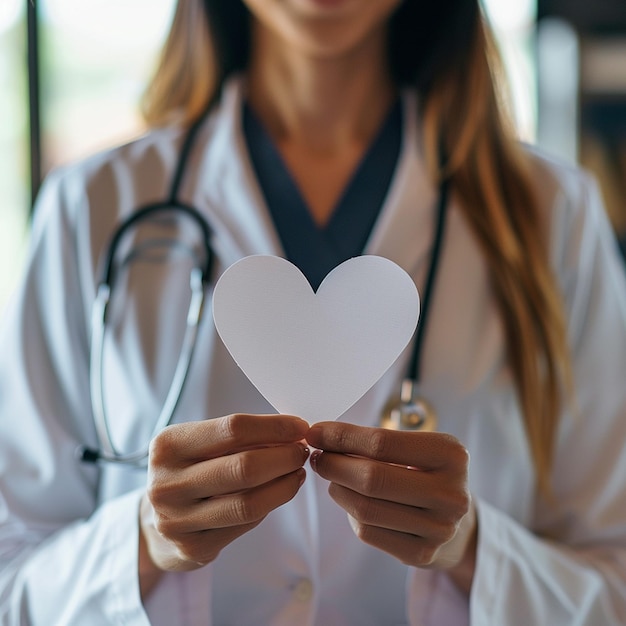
[169,521,263,568]
[312,450,467,511]
[328,483,457,544]
[153,468,307,534]
[152,443,310,502]
[150,414,310,464]
[307,422,468,471]
[345,515,442,568]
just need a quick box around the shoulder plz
[523,144,598,221]
[28,124,195,263]
[521,145,612,272]
[522,146,626,325]
[41,124,187,211]
[37,77,244,224]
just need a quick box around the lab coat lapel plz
[195,78,284,269]
[364,91,437,280]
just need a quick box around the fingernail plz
[310,449,321,471]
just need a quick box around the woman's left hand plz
[305,422,476,579]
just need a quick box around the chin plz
[246,0,401,62]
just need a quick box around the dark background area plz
[538,0,626,35]
[538,0,626,258]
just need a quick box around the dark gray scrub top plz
[243,100,403,291]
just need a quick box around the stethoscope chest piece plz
[381,379,437,431]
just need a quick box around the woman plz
[1,0,626,624]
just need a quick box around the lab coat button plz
[293,578,313,602]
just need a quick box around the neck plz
[246,24,396,153]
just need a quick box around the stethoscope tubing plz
[407,174,450,383]
[87,267,206,466]
[98,201,214,289]
[80,104,216,466]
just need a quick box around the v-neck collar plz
[194,77,437,286]
[243,100,403,290]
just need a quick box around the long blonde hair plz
[143,0,571,493]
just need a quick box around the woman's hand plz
[306,422,476,590]
[139,414,309,595]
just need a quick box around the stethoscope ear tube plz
[84,282,152,466]
[89,283,116,460]
[83,266,206,466]
[380,174,450,431]
[82,107,215,466]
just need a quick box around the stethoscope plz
[78,107,449,467]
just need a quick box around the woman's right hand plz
[139,413,309,593]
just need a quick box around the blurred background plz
[0,0,625,313]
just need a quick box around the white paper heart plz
[212,255,419,422]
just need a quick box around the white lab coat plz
[1,77,626,626]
